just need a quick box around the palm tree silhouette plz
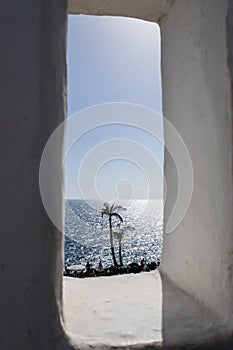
[113,224,135,266]
[101,203,125,266]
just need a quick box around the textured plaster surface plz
[68,0,174,22]
[0,0,233,349]
[64,272,162,347]
[0,1,68,349]
[160,0,233,331]
[63,271,221,349]
[226,0,233,329]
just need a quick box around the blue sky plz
[65,15,163,200]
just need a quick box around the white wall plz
[0,1,67,349]
[0,0,232,349]
[161,0,233,330]
[68,0,173,22]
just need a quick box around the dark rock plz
[118,266,128,274]
[147,261,158,270]
[128,262,141,274]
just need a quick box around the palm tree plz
[101,203,125,266]
[113,224,135,266]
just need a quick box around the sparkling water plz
[65,199,163,269]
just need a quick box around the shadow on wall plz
[161,273,233,350]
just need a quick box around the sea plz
[64,199,163,270]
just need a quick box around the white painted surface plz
[0,0,232,349]
[64,272,162,347]
[68,0,174,22]
[160,0,233,332]
[0,1,67,349]
[63,272,221,349]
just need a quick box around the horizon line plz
[65,197,163,201]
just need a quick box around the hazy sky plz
[65,15,163,200]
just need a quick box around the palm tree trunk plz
[119,239,123,266]
[109,216,118,267]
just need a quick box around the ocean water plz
[64,199,163,269]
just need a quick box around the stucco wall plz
[0,0,232,349]
[161,0,233,330]
[0,1,67,349]
[68,0,174,22]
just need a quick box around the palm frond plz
[111,213,123,223]
[113,224,134,241]
[113,231,123,240]
[101,202,110,215]
[110,203,115,214]
[122,225,135,232]
[113,204,126,212]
